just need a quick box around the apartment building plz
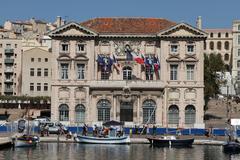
[0,38,22,96]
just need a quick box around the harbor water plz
[0,143,240,160]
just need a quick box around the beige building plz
[21,47,52,97]
[204,29,232,69]
[0,38,22,96]
[48,18,207,128]
[232,20,240,94]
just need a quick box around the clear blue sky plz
[0,0,239,29]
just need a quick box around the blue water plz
[0,143,240,160]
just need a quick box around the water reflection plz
[0,144,240,160]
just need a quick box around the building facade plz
[232,20,240,94]
[21,47,52,97]
[0,38,22,96]
[49,18,207,128]
[204,29,232,69]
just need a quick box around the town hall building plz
[48,18,207,128]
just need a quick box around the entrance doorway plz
[120,102,133,122]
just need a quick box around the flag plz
[97,55,104,66]
[112,54,121,73]
[126,49,133,61]
[131,52,144,64]
[153,56,160,72]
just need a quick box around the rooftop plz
[80,17,176,35]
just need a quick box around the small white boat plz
[75,135,130,144]
[13,135,40,147]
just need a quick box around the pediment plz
[75,55,89,61]
[183,55,198,62]
[158,23,207,38]
[166,55,181,62]
[48,22,97,37]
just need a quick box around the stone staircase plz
[205,99,240,128]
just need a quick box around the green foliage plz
[204,53,225,109]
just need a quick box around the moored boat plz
[147,136,194,147]
[75,135,130,144]
[13,135,39,147]
[223,141,240,153]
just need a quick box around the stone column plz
[137,95,140,124]
[113,95,117,120]
[69,87,75,125]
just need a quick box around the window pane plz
[170,65,178,80]
[77,64,85,80]
[123,67,132,80]
[61,64,69,79]
[186,65,194,80]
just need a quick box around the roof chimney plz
[56,16,62,28]
[196,16,202,29]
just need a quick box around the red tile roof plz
[80,17,176,35]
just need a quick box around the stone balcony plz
[89,80,165,89]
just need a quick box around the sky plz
[0,0,239,29]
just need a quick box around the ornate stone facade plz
[49,18,207,128]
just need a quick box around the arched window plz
[142,100,156,124]
[217,41,221,50]
[59,104,69,121]
[224,53,229,61]
[75,104,85,123]
[237,60,240,68]
[168,105,179,124]
[123,66,132,80]
[218,32,221,38]
[224,41,229,50]
[225,32,229,38]
[97,99,111,121]
[209,41,214,50]
[210,33,213,38]
[204,41,207,50]
[185,105,196,124]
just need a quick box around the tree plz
[204,53,225,110]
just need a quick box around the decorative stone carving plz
[168,88,180,100]
[58,87,70,99]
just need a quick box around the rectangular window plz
[238,35,240,45]
[38,58,41,62]
[76,44,85,53]
[60,43,69,53]
[6,44,11,49]
[37,83,41,91]
[45,58,48,62]
[238,49,240,57]
[77,64,85,80]
[30,68,34,76]
[170,64,178,80]
[238,71,240,80]
[186,65,195,80]
[187,45,194,53]
[145,67,153,80]
[44,68,48,77]
[101,70,109,80]
[15,44,17,48]
[170,45,178,53]
[237,61,240,68]
[60,63,69,79]
[30,83,34,91]
[0,44,2,48]
[44,83,48,91]
[37,68,41,76]
[31,58,34,62]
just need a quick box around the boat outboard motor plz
[18,119,26,133]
